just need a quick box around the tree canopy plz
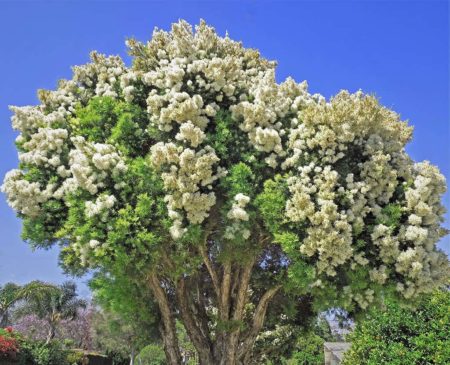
[3,20,449,364]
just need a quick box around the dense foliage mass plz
[3,20,449,364]
[343,289,450,365]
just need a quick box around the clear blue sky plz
[0,1,448,297]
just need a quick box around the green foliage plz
[286,260,316,294]
[375,203,403,229]
[58,157,167,275]
[281,332,324,365]
[109,102,149,157]
[66,349,85,364]
[175,321,197,365]
[73,96,118,142]
[90,270,158,336]
[21,198,67,248]
[89,269,159,362]
[0,283,21,327]
[221,162,255,198]
[72,96,149,156]
[17,339,70,365]
[255,175,288,233]
[343,290,450,365]
[208,110,246,164]
[137,344,167,365]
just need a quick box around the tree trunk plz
[129,348,135,365]
[46,324,56,344]
[0,310,9,327]
[150,233,280,365]
[176,278,214,365]
[149,273,182,365]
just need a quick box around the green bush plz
[137,344,166,365]
[343,290,450,365]
[281,332,324,365]
[66,349,85,365]
[15,339,69,365]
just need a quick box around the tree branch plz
[220,262,232,320]
[237,285,282,361]
[193,278,212,341]
[199,245,221,300]
[222,258,255,365]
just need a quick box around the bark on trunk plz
[176,278,214,365]
[45,324,56,344]
[149,273,182,365]
[150,237,279,365]
[221,260,254,365]
[238,285,282,363]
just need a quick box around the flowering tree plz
[15,307,95,350]
[14,281,86,343]
[0,327,19,360]
[3,20,449,364]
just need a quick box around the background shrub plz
[343,290,450,365]
[137,344,166,365]
[281,332,324,365]
[16,339,69,365]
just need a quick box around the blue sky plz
[0,1,448,297]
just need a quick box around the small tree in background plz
[3,20,449,364]
[13,314,49,341]
[137,344,167,365]
[58,306,95,350]
[0,281,57,327]
[14,281,86,343]
[0,283,21,328]
[14,306,95,350]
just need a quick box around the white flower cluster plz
[150,142,226,239]
[1,170,55,217]
[368,162,449,299]
[394,162,448,298]
[85,194,117,219]
[9,105,67,137]
[19,128,68,167]
[287,164,353,276]
[231,75,319,168]
[343,286,375,309]
[280,90,448,303]
[256,324,294,360]
[175,120,206,147]
[119,70,139,103]
[67,136,127,195]
[37,79,80,117]
[135,21,275,238]
[140,21,272,135]
[225,193,251,240]
[369,265,388,284]
[133,20,273,131]
[72,51,126,99]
